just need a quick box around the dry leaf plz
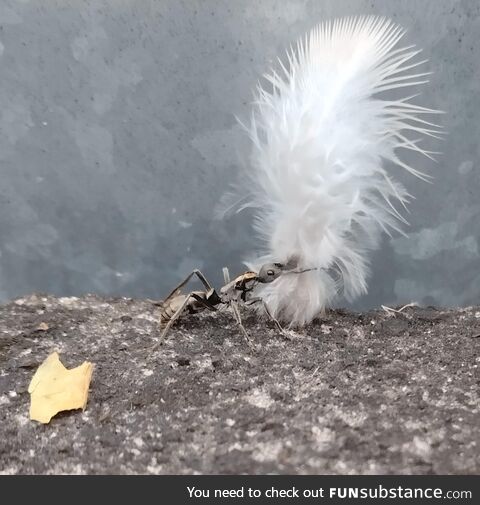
[28,352,93,424]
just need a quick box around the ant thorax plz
[219,272,258,304]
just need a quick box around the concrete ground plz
[0,294,478,474]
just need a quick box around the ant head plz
[257,262,287,283]
[257,256,316,284]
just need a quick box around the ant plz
[150,258,315,350]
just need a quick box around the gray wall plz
[0,0,478,309]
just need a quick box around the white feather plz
[225,16,442,326]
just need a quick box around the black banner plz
[1,475,478,504]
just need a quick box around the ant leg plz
[151,269,215,347]
[162,269,214,303]
[261,300,285,334]
[246,297,285,334]
[222,266,231,284]
[192,269,214,291]
[230,300,254,348]
[150,293,196,352]
[190,293,218,312]
[222,266,258,348]
[149,292,221,358]
[222,267,254,347]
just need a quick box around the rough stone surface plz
[0,294,479,475]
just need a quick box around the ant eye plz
[267,269,275,276]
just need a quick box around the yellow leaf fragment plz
[28,352,93,424]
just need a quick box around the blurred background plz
[0,0,478,309]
